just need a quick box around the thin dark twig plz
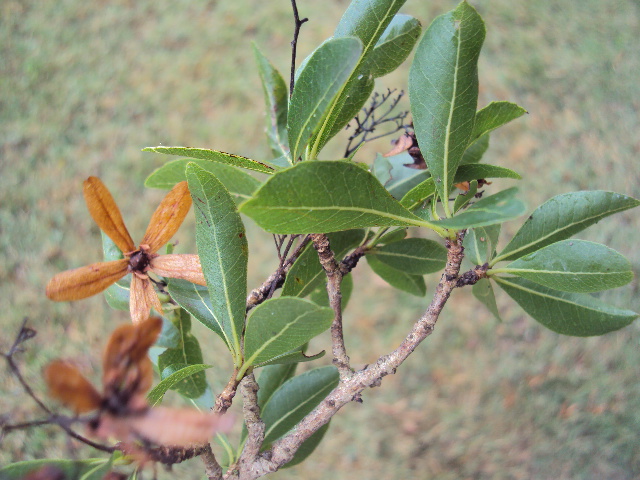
[289,0,308,98]
[344,89,410,157]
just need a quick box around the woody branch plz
[233,233,466,479]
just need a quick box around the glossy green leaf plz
[288,37,363,161]
[282,229,365,298]
[469,101,527,146]
[101,231,130,311]
[493,191,640,263]
[239,161,435,234]
[362,14,421,78]
[309,271,354,311]
[147,364,212,406]
[168,279,228,349]
[369,237,447,274]
[309,0,408,155]
[243,298,333,369]
[464,224,501,265]
[262,366,339,445]
[143,146,275,174]
[367,255,426,296]
[145,159,261,202]
[400,177,436,210]
[453,164,521,183]
[409,2,485,213]
[0,456,115,479]
[460,133,489,165]
[495,276,638,336]
[433,187,526,229]
[472,278,501,322]
[284,422,331,468]
[496,240,633,293]
[453,180,478,213]
[253,44,290,161]
[186,163,248,363]
[158,336,207,399]
[385,153,430,200]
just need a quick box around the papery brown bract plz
[44,317,233,450]
[46,177,207,324]
[93,407,235,447]
[44,360,102,414]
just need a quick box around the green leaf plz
[453,180,478,213]
[409,2,485,214]
[158,335,207,399]
[147,363,212,406]
[257,363,298,410]
[377,228,408,245]
[367,255,426,296]
[255,348,326,368]
[361,14,422,78]
[400,177,436,210]
[284,422,331,468]
[239,362,300,448]
[143,146,275,174]
[493,191,640,263]
[495,276,638,336]
[288,37,363,161]
[282,229,365,298]
[156,315,181,349]
[460,133,489,165]
[253,44,290,161]
[373,153,393,185]
[243,298,333,369]
[311,74,376,154]
[469,101,527,146]
[385,153,430,200]
[186,163,248,363]
[472,278,501,321]
[101,231,130,311]
[145,159,261,202]
[0,458,113,479]
[369,237,447,274]
[262,366,339,445]
[240,160,434,234]
[453,164,521,183]
[309,0,408,155]
[168,279,228,349]
[433,187,526,229]
[309,272,354,311]
[464,224,501,265]
[496,240,633,293]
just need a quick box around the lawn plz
[1,0,639,478]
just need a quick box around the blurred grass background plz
[1,0,639,478]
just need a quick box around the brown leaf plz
[454,181,471,193]
[44,360,102,414]
[383,132,413,157]
[83,176,136,253]
[129,275,163,325]
[141,181,192,253]
[45,259,129,301]
[150,254,206,286]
